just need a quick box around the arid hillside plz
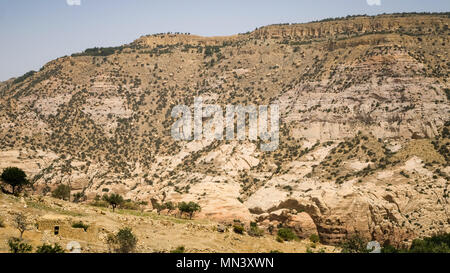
[0,13,449,247]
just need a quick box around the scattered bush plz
[107,227,138,253]
[72,221,89,231]
[248,222,264,237]
[309,234,320,243]
[277,228,297,242]
[8,237,32,253]
[382,233,450,253]
[72,192,86,203]
[340,234,369,253]
[36,243,65,253]
[171,246,185,253]
[13,70,36,85]
[276,236,284,243]
[270,250,283,253]
[233,224,245,234]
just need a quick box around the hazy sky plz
[0,0,449,81]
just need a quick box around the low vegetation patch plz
[277,228,297,242]
[72,221,89,231]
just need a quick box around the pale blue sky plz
[0,0,449,81]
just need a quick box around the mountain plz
[0,13,449,247]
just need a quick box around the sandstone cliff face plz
[0,13,449,246]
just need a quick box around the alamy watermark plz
[171,97,279,151]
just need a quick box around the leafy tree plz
[164,201,176,214]
[107,227,138,253]
[103,193,124,212]
[1,167,29,195]
[13,213,29,239]
[178,201,201,219]
[52,184,71,201]
[36,243,65,253]
[8,237,32,253]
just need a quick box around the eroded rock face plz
[257,210,319,239]
[247,168,449,247]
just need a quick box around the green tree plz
[36,243,65,253]
[178,201,201,219]
[1,167,29,195]
[103,193,124,212]
[164,201,176,214]
[52,184,71,201]
[107,227,138,253]
[8,237,32,253]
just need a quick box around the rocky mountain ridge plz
[0,13,449,246]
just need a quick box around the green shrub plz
[277,228,297,242]
[276,236,284,243]
[233,224,245,234]
[409,233,450,253]
[36,243,65,253]
[340,234,369,253]
[309,234,320,243]
[72,221,89,231]
[72,192,86,203]
[381,233,450,253]
[171,246,185,253]
[381,244,401,253]
[248,222,264,237]
[107,227,138,253]
[270,250,283,253]
[8,237,32,253]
